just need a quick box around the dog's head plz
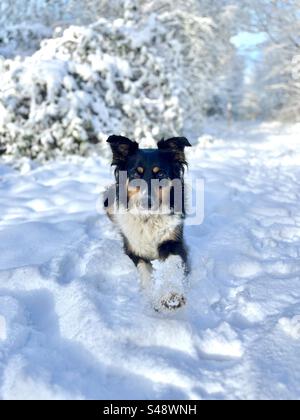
[107,135,191,214]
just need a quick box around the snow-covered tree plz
[0,16,182,160]
[209,52,246,120]
[239,0,300,121]
[124,0,240,134]
[65,0,241,133]
[0,0,245,160]
[0,0,70,27]
[0,24,52,58]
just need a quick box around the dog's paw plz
[157,292,187,312]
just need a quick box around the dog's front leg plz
[125,244,153,290]
[152,241,189,311]
[137,259,153,290]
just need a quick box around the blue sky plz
[231,31,268,79]
[231,31,267,60]
[231,32,267,50]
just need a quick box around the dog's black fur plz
[104,135,191,306]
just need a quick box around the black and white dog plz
[104,135,191,310]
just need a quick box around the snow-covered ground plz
[0,122,300,400]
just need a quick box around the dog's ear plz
[107,135,139,166]
[157,137,191,165]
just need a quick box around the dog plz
[104,135,191,310]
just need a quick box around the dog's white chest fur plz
[116,213,181,260]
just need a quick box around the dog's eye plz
[136,167,144,175]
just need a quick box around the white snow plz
[0,315,6,341]
[0,122,300,400]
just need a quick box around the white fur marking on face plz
[116,212,182,260]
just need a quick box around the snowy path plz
[0,122,300,400]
